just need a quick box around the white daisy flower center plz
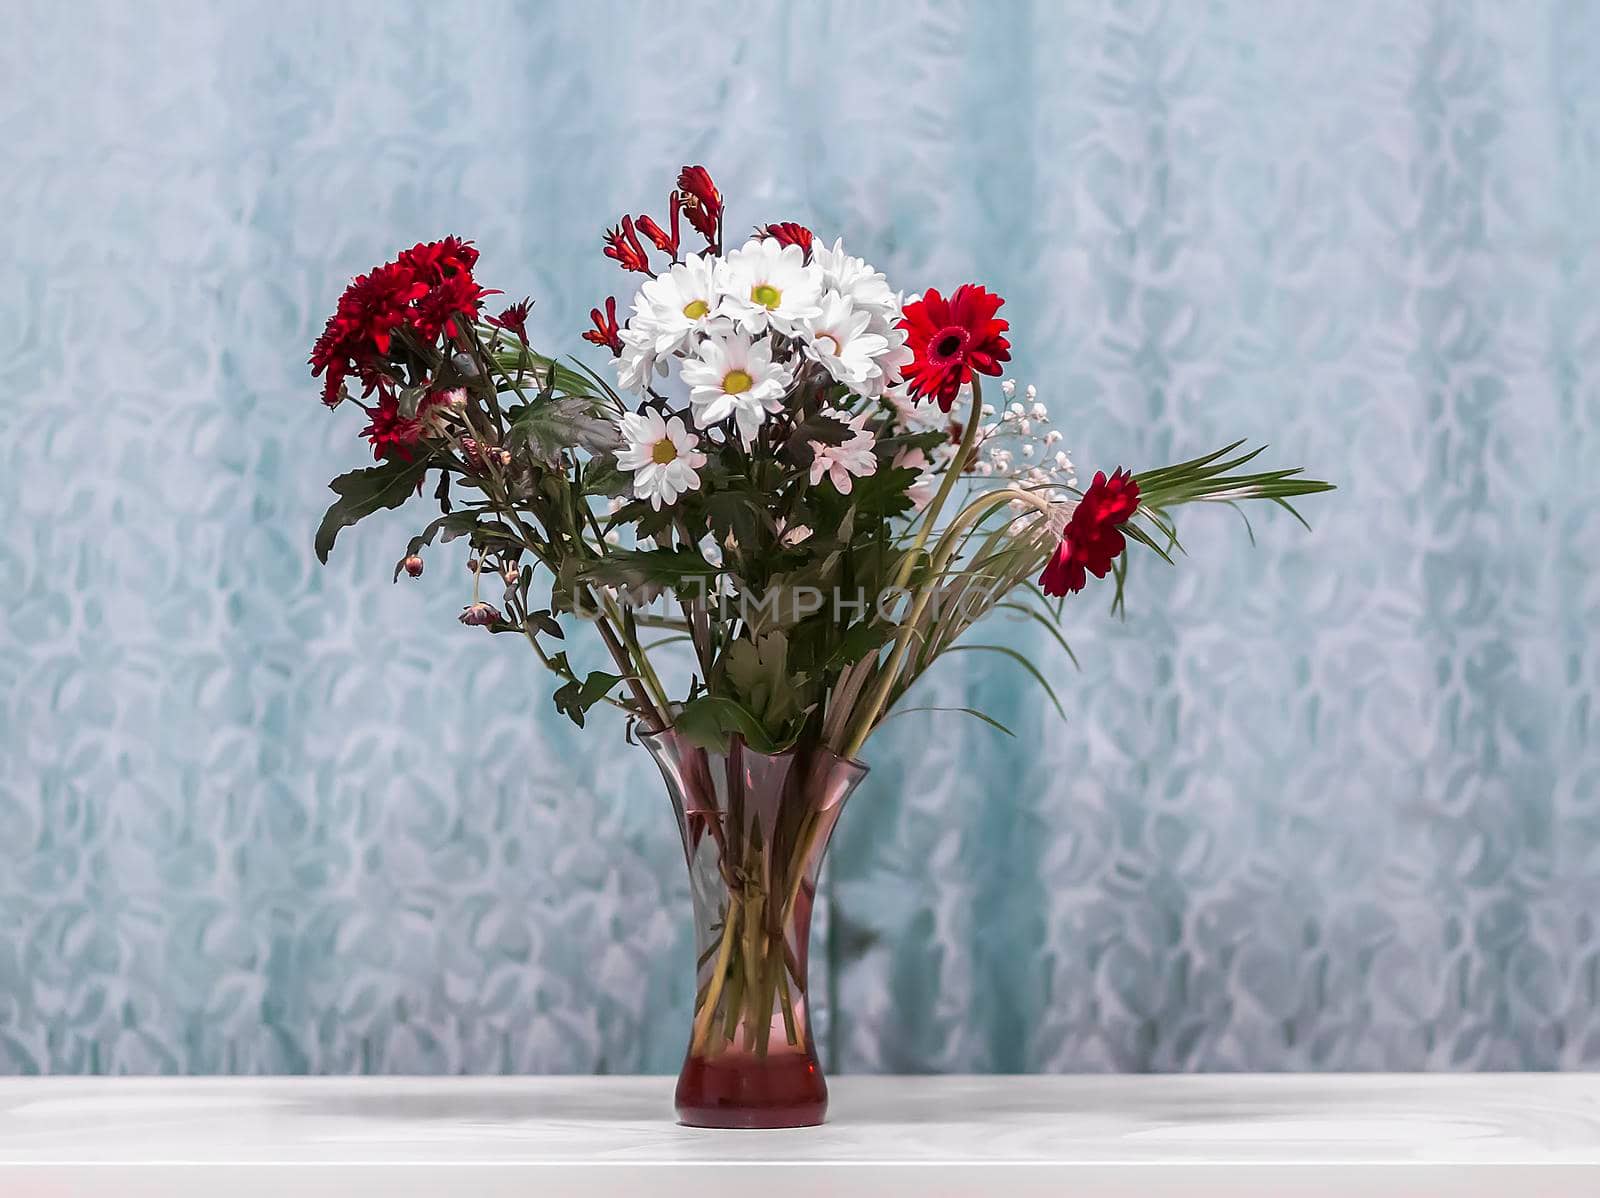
[651,439,679,465]
[682,299,709,320]
[816,333,842,356]
[722,369,754,395]
[750,283,782,309]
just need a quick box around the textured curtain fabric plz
[3,0,1597,1074]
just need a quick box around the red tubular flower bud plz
[757,222,814,258]
[403,555,424,578]
[603,217,651,273]
[637,196,681,259]
[486,299,533,344]
[676,165,722,250]
[583,296,623,355]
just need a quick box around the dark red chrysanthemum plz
[398,236,479,284]
[898,284,1011,411]
[1039,468,1141,597]
[583,296,623,355]
[486,298,533,344]
[757,222,814,258]
[309,263,425,406]
[359,393,424,461]
[309,237,489,406]
[411,272,495,343]
[676,165,722,249]
[603,217,651,273]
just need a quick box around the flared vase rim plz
[637,723,870,778]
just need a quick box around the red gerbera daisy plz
[1039,468,1141,597]
[898,284,1011,411]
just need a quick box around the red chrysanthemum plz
[359,393,425,461]
[1039,469,1141,597]
[309,237,488,406]
[898,284,1011,411]
[411,272,495,343]
[676,165,722,248]
[758,221,814,257]
[398,236,479,284]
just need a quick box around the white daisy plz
[861,324,914,398]
[615,408,707,509]
[715,237,824,336]
[806,291,889,390]
[808,408,878,495]
[810,238,897,319]
[636,253,721,355]
[615,296,666,393]
[680,329,792,445]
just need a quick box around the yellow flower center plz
[682,298,709,320]
[817,333,842,357]
[722,369,754,395]
[750,283,782,310]
[651,439,679,465]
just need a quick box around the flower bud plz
[459,601,502,627]
[502,564,519,587]
[403,555,424,578]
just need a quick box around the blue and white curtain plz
[2,0,1597,1073]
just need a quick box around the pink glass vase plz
[642,727,867,1128]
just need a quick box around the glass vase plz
[641,727,867,1128]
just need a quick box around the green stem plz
[842,480,1051,759]
[840,379,986,757]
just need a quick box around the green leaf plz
[526,608,564,639]
[945,643,1069,723]
[552,670,624,728]
[723,632,799,727]
[780,413,851,466]
[704,489,769,550]
[579,548,717,601]
[581,453,633,499]
[507,396,622,467]
[824,619,893,671]
[393,509,482,580]
[316,456,430,565]
[995,602,1080,671]
[671,695,778,753]
[882,705,1015,738]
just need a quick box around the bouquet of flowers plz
[306,165,1330,1126]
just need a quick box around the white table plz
[1,1074,1597,1195]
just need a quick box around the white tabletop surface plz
[1,1073,1597,1196]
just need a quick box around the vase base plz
[675,1052,828,1129]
